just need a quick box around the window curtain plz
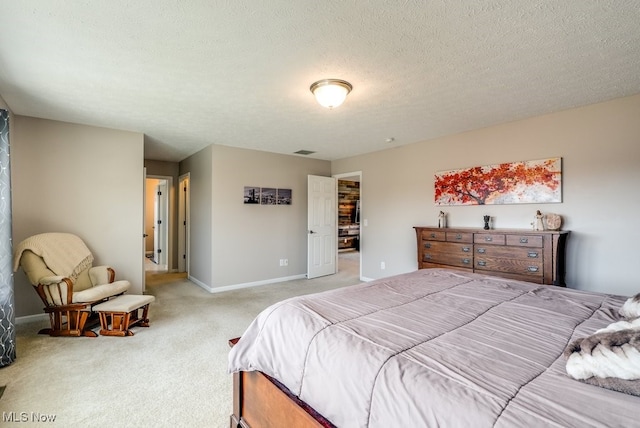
[0,109,15,367]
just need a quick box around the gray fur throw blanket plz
[564,317,640,396]
[619,292,640,319]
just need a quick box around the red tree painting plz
[434,158,561,205]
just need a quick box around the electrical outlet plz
[279,259,284,266]
[380,261,386,270]
[283,259,288,266]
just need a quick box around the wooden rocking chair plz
[13,233,130,337]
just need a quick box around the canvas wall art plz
[244,186,260,204]
[434,157,562,206]
[260,188,277,205]
[244,186,292,205]
[277,188,292,205]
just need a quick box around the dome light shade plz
[310,79,352,109]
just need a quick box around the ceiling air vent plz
[294,150,316,155]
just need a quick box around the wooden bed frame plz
[229,338,334,428]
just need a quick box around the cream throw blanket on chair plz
[13,232,94,281]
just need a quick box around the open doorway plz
[144,176,171,273]
[334,172,362,280]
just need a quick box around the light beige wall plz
[179,145,213,287]
[12,116,144,317]
[0,94,8,110]
[210,145,330,289]
[332,94,640,296]
[179,144,331,290]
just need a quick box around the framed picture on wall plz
[261,188,277,205]
[434,157,562,205]
[277,188,292,205]
[244,186,260,204]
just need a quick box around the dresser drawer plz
[446,232,473,243]
[474,233,506,245]
[423,241,473,268]
[474,259,543,277]
[422,230,446,241]
[475,245,542,260]
[475,246,543,276]
[506,234,543,247]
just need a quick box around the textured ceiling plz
[1,1,639,162]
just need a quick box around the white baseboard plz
[189,274,307,294]
[16,313,48,325]
[361,276,374,282]
[187,275,211,291]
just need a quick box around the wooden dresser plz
[414,227,570,286]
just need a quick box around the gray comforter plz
[228,268,639,427]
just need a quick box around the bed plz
[228,268,640,427]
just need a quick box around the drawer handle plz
[462,247,470,253]
[424,243,431,249]
[520,237,529,243]
[477,248,486,254]
[425,254,432,260]
[455,234,462,240]
[485,237,493,242]
[527,266,539,272]
[477,261,487,267]
[527,252,539,258]
[462,258,470,264]
[430,233,436,238]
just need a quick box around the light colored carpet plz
[0,253,360,427]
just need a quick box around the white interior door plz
[307,175,337,279]
[153,181,168,268]
[142,167,147,291]
[153,184,161,264]
[178,173,190,273]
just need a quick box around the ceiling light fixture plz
[310,79,352,109]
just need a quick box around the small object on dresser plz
[545,213,562,231]
[438,211,447,228]
[533,210,544,231]
[483,215,491,230]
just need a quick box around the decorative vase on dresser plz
[414,226,570,286]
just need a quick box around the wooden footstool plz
[93,294,155,336]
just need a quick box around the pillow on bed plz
[564,320,640,396]
[619,292,640,319]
